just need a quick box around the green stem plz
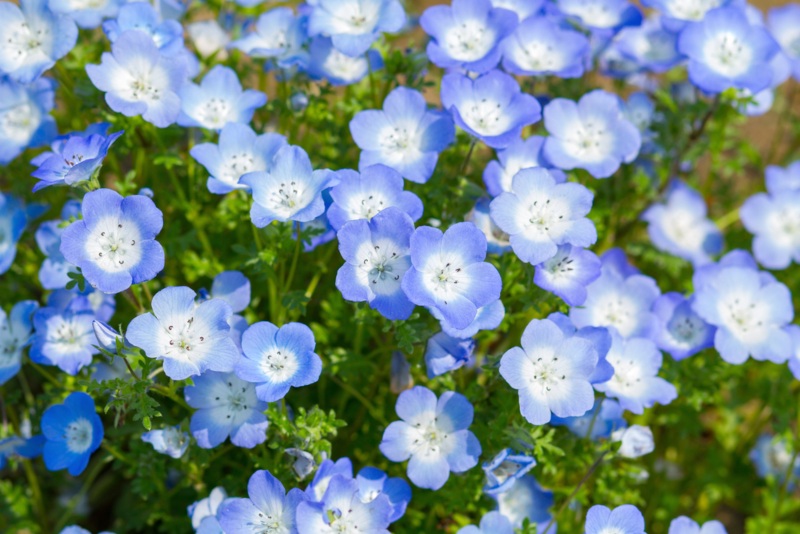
[22,460,48,532]
[715,207,740,230]
[29,363,61,388]
[459,139,477,177]
[54,454,111,532]
[329,375,386,425]
[149,384,191,410]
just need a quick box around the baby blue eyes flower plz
[185,371,269,449]
[49,0,125,29]
[558,0,642,32]
[534,245,602,307]
[60,188,165,295]
[31,128,123,192]
[425,332,475,378]
[30,292,98,375]
[0,434,44,469]
[0,77,56,165]
[178,65,266,131]
[103,1,184,55]
[335,206,416,321]
[458,511,514,534]
[141,425,190,458]
[652,292,714,360]
[126,286,240,380]
[380,386,481,490]
[585,504,646,534]
[595,333,677,414]
[642,180,723,266]
[328,165,423,231]
[297,474,393,534]
[308,0,405,58]
[668,516,728,534]
[441,70,541,149]
[190,487,228,532]
[41,392,103,476]
[0,300,38,385]
[86,30,187,128]
[677,7,780,95]
[421,0,518,74]
[765,161,800,194]
[500,318,598,425]
[0,0,78,84]
[502,16,589,78]
[430,297,505,339]
[482,449,536,496]
[615,16,681,73]
[494,475,553,530]
[613,424,655,458]
[768,5,800,80]
[401,222,502,330]
[483,135,550,197]
[232,8,308,69]
[749,434,800,485]
[242,145,338,227]
[551,398,627,440]
[642,0,729,28]
[307,37,384,87]
[489,167,597,266]
[235,321,322,402]
[191,123,287,195]
[0,193,30,275]
[543,89,642,179]
[692,264,794,364]
[349,87,455,184]
[219,469,307,534]
[356,466,412,523]
[740,187,800,270]
[467,199,511,255]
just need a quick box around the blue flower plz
[219,469,307,534]
[49,0,125,28]
[558,0,642,33]
[551,398,627,440]
[286,447,316,479]
[614,424,655,458]
[380,386,481,490]
[615,16,681,73]
[741,188,800,269]
[490,168,597,265]
[86,30,187,128]
[642,180,722,266]
[189,487,228,533]
[642,0,732,30]
[543,90,641,179]
[0,0,77,83]
[103,1,184,55]
[235,321,322,402]
[335,206,416,321]
[652,292,715,360]
[31,129,123,192]
[622,92,658,153]
[185,371,269,449]
[232,8,309,69]
[467,199,510,255]
[678,7,779,94]
[594,332,677,414]
[483,136,553,197]
[242,145,338,227]
[425,332,475,378]
[0,77,56,164]
[534,245,602,306]
[669,516,728,534]
[421,0,517,73]
[430,298,505,339]
[350,87,455,184]
[767,161,800,194]
[35,202,81,289]
[750,434,800,486]
[328,165,423,231]
[489,0,544,20]
[494,475,553,530]
[482,449,536,496]
[692,262,794,364]
[60,188,165,294]
[402,222,502,330]
[585,504,645,534]
[0,300,38,385]
[30,292,98,375]
[307,37,384,86]
[191,123,287,195]
[305,457,354,502]
[296,474,393,534]
[126,286,240,380]
[500,318,598,425]
[768,5,800,80]
[458,511,514,534]
[502,15,588,78]
[178,65,266,131]
[0,193,31,275]
[356,466,411,523]
[548,311,614,384]
[308,0,405,57]
[41,392,103,476]
[441,70,541,149]
[141,426,190,458]
[0,434,44,469]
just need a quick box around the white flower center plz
[356,239,409,295]
[564,0,620,28]
[661,206,706,252]
[351,192,388,220]
[562,119,613,163]
[704,32,753,77]
[0,101,40,145]
[5,21,48,60]
[0,321,22,368]
[594,293,638,337]
[49,315,93,354]
[608,354,645,393]
[463,98,510,136]
[444,20,496,61]
[520,197,567,237]
[64,417,93,453]
[666,310,706,345]
[409,416,454,457]
[220,151,258,187]
[718,294,769,342]
[322,49,366,81]
[127,75,163,102]
[542,249,576,279]
[265,178,310,217]
[258,347,299,383]
[768,207,800,246]
[84,216,143,273]
[668,0,722,20]
[522,348,568,396]
[421,255,467,303]
[161,314,210,358]
[197,97,233,129]
[518,40,560,71]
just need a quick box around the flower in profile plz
[615,16,681,73]
[0,434,44,469]
[424,332,475,378]
[126,286,240,380]
[356,466,412,523]
[189,487,227,533]
[41,392,103,476]
[141,426,190,458]
[0,300,38,385]
[585,504,646,534]
[219,469,307,534]
[613,425,655,458]
[350,87,455,184]
[493,475,553,530]
[482,449,536,496]
[185,371,269,449]
[308,0,405,57]
[31,128,123,192]
[551,398,627,440]
[178,65,266,131]
[380,386,481,490]
[441,70,541,149]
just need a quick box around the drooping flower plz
[584,504,646,534]
[0,0,78,83]
[652,292,715,360]
[380,386,481,490]
[613,424,655,458]
[542,89,641,179]
[231,8,308,68]
[355,466,412,523]
[242,145,338,228]
[296,474,393,534]
[534,245,602,306]
[482,449,536,496]
[60,188,165,294]
[178,65,266,131]
[31,128,123,192]
[424,332,475,378]
[185,371,269,449]
[30,291,98,375]
[234,321,322,402]
[420,0,518,74]
[441,70,541,149]
[490,167,597,266]
[307,0,405,57]
[41,392,103,476]
[401,222,502,330]
[126,286,240,380]
[335,207,416,321]
[349,87,455,184]
[0,77,57,165]
[458,511,515,534]
[218,469,307,534]
[0,300,38,385]
[502,15,588,78]
[668,516,728,534]
[141,426,190,458]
